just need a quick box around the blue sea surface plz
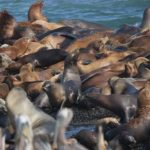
[0,0,150,29]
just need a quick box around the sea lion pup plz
[109,76,138,94]
[52,108,87,150]
[11,63,41,86]
[28,1,47,22]
[17,48,68,68]
[105,82,150,144]
[81,93,137,123]
[65,32,112,53]
[6,87,55,140]
[141,7,150,32]
[0,10,17,43]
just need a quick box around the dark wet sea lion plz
[141,7,150,32]
[105,82,150,144]
[6,87,55,140]
[28,1,47,22]
[62,50,81,105]
[82,93,137,123]
[43,50,81,107]
[17,48,68,68]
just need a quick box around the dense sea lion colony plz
[0,1,150,150]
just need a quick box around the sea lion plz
[52,108,87,150]
[6,87,55,140]
[28,1,47,22]
[77,51,134,74]
[141,7,150,32]
[65,32,112,53]
[0,10,17,43]
[61,49,81,105]
[81,93,137,123]
[17,48,68,68]
[105,82,150,144]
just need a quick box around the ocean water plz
[0,0,149,29]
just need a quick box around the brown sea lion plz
[81,93,137,123]
[6,87,55,140]
[105,82,150,144]
[65,32,112,53]
[77,51,134,74]
[43,81,66,107]
[28,1,47,22]
[0,10,17,43]
[141,7,150,32]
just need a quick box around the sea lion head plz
[0,10,17,41]
[141,7,150,32]
[64,49,80,69]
